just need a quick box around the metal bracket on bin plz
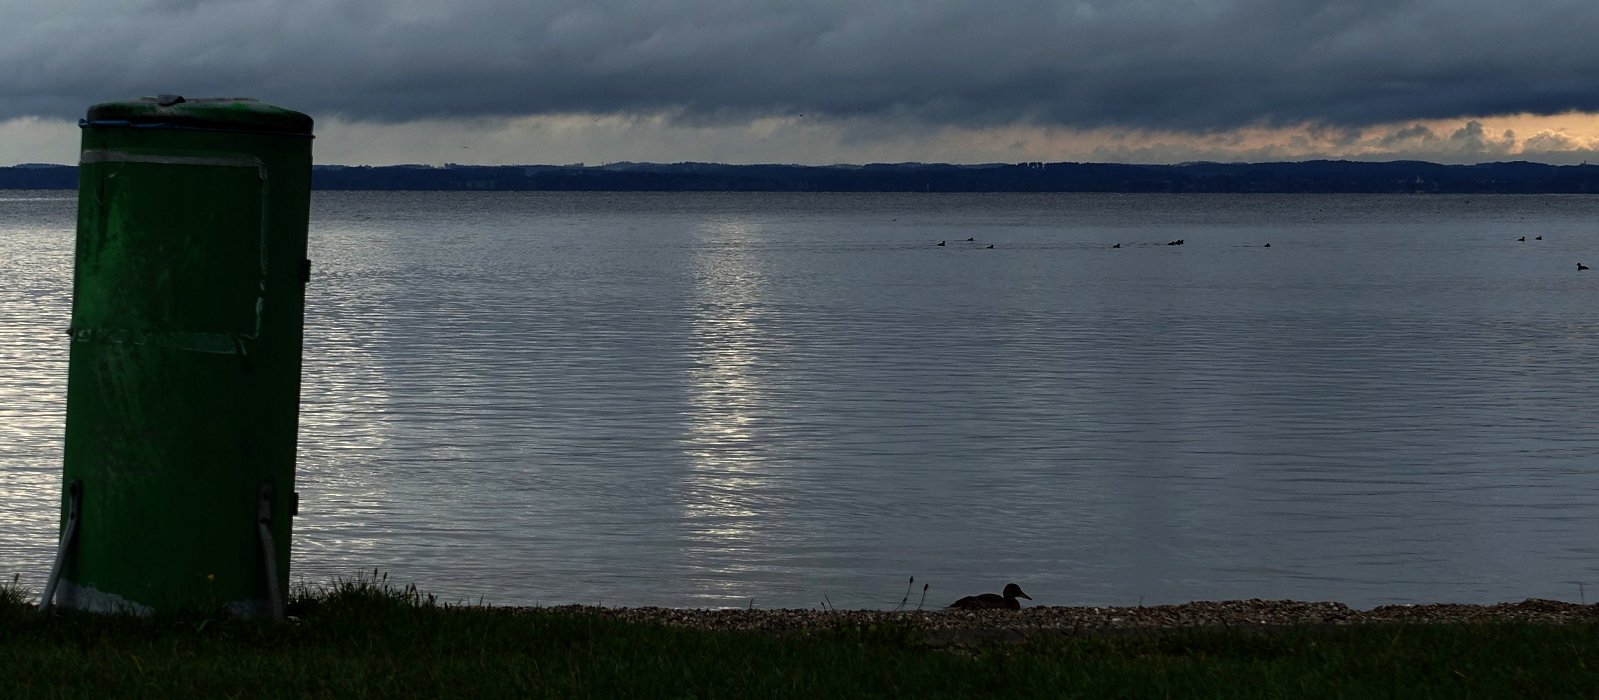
[257,484,284,620]
[39,480,83,613]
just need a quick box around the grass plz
[3,573,1598,698]
[1,574,29,609]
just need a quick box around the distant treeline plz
[7,160,1599,193]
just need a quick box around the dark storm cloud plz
[5,0,1597,130]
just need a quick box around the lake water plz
[4,190,1599,610]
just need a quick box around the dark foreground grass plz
[2,576,1597,699]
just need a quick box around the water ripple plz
[4,192,1599,609]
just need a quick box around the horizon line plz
[7,157,1597,169]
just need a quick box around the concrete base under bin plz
[54,579,274,617]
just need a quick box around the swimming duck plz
[937,240,946,246]
[1580,262,1590,271]
[1519,236,1526,242]
[1537,235,1544,240]
[1112,243,1121,249]
[966,237,975,242]
[986,244,994,249]
[949,583,1032,610]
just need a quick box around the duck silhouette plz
[936,241,945,246]
[966,237,975,242]
[1112,243,1121,249]
[986,244,994,249]
[949,583,1032,610]
[1519,236,1526,242]
[1537,235,1544,240]
[1580,262,1590,271]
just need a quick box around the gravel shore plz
[521,599,1599,645]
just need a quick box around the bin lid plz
[84,96,313,136]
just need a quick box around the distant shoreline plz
[7,160,1599,193]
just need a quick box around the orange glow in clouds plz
[6,111,1599,167]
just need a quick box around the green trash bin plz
[48,96,314,616]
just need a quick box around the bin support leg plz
[257,484,284,620]
[39,480,83,613]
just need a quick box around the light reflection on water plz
[0,195,74,595]
[681,218,773,601]
[3,191,1599,609]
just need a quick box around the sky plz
[4,0,1599,166]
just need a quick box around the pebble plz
[501,598,1599,645]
